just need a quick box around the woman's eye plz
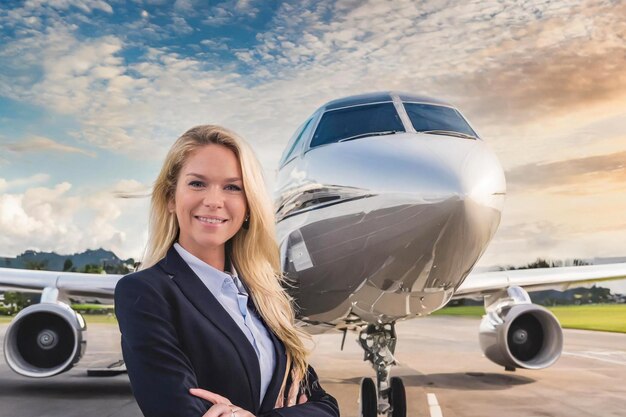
[225,184,242,192]
[188,181,204,188]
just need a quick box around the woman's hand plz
[190,388,255,417]
[274,378,308,408]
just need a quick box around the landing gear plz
[357,323,406,417]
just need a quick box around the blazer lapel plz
[158,246,261,407]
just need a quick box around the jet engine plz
[478,287,562,370]
[3,302,86,377]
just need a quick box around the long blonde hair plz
[142,125,310,386]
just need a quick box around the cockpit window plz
[280,117,314,167]
[403,103,478,138]
[309,102,405,149]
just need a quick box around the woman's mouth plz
[195,216,227,224]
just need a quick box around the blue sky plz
[0,0,625,270]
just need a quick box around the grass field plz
[433,304,626,333]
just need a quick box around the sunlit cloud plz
[0,174,50,192]
[3,135,96,157]
[506,150,626,194]
[0,180,149,258]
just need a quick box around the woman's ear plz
[167,198,175,213]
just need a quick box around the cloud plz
[451,43,626,128]
[240,0,626,128]
[506,150,626,194]
[201,0,261,25]
[0,180,150,259]
[200,38,230,50]
[478,217,626,267]
[1,0,625,264]
[478,156,626,268]
[0,174,50,192]
[173,0,194,13]
[167,16,194,35]
[3,135,96,157]
[21,0,113,14]
[3,0,622,169]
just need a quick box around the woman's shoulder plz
[115,262,172,296]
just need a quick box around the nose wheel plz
[358,323,407,417]
[360,377,377,417]
[389,377,406,417]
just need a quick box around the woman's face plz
[169,144,247,259]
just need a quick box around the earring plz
[242,214,250,230]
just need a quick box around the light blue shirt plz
[174,243,276,402]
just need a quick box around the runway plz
[1,315,625,417]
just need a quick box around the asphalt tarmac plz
[1,315,625,417]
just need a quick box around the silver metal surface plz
[478,286,562,370]
[0,267,120,304]
[275,92,506,330]
[4,302,87,378]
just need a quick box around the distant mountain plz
[0,248,135,273]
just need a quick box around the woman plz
[114,125,339,417]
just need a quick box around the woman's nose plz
[202,188,224,208]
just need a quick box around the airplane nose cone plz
[427,139,506,212]
[277,134,508,322]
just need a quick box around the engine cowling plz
[479,303,562,370]
[3,302,86,377]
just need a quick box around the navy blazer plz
[115,246,339,417]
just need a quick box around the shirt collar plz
[173,243,245,295]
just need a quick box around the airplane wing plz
[454,262,626,298]
[3,262,626,303]
[0,267,121,304]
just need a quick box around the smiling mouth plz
[195,216,228,224]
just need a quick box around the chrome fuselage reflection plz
[275,92,506,332]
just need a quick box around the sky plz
[0,0,625,270]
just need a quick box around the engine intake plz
[3,302,86,378]
[479,303,562,370]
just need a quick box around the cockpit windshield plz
[310,102,405,149]
[403,102,478,139]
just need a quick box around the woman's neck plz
[177,241,225,271]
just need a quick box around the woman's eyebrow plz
[186,173,242,182]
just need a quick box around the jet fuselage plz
[274,92,506,331]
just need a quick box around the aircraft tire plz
[359,377,377,417]
[389,377,406,417]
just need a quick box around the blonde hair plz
[142,125,310,387]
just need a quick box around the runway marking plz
[427,393,443,417]
[562,351,626,366]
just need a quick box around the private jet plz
[2,92,626,417]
